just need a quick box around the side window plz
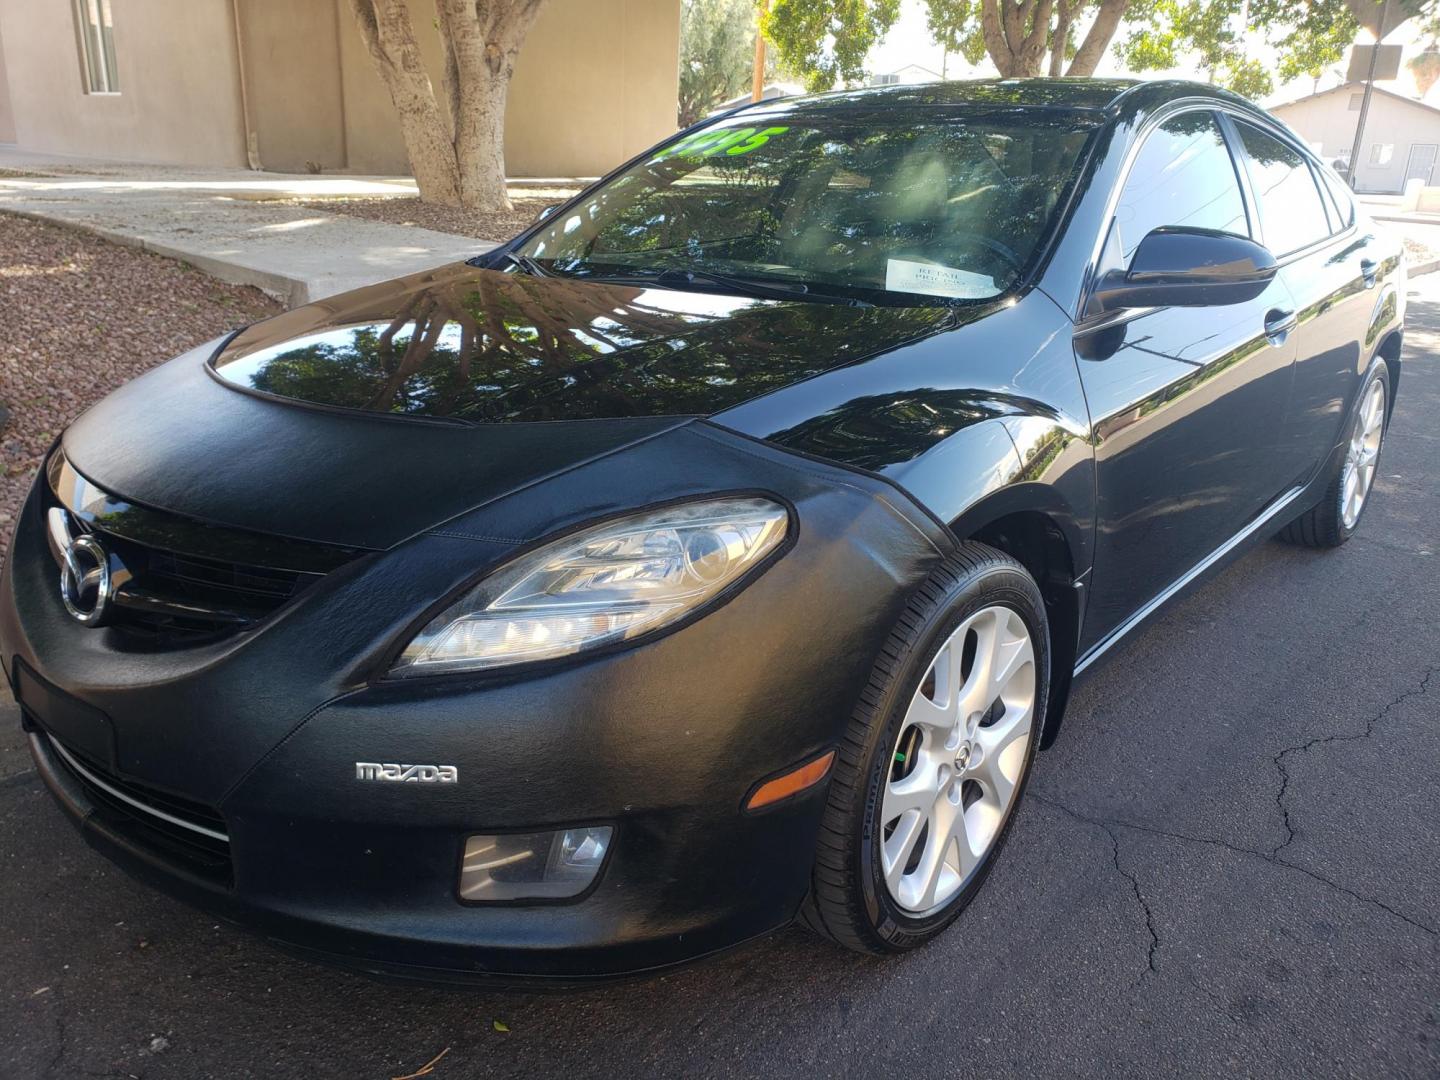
[1113,112,1249,263]
[1234,123,1333,255]
[1318,166,1356,232]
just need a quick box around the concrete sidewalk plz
[0,147,511,306]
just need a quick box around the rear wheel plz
[1280,364,1390,548]
[802,543,1049,954]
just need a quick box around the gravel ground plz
[0,213,281,550]
[286,195,567,245]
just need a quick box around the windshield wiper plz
[575,267,871,307]
[499,250,550,277]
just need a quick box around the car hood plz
[209,261,958,421]
[61,262,961,550]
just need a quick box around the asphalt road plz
[3,278,1438,1080]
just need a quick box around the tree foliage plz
[678,0,762,127]
[763,0,902,91]
[920,0,1431,97]
[1410,46,1440,95]
[921,0,1133,77]
[1122,0,1433,99]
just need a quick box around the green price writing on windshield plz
[656,126,790,161]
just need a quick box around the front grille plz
[43,453,360,644]
[44,732,234,886]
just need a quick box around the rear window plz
[1318,166,1356,231]
[1235,123,1333,255]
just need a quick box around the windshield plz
[517,108,1095,305]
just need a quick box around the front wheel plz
[801,543,1049,954]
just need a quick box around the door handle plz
[1360,258,1379,288]
[1264,308,1297,344]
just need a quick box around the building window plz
[74,0,119,95]
[1369,143,1394,166]
[871,73,900,86]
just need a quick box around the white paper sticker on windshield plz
[885,259,995,299]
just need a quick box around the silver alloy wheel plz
[1342,378,1386,529]
[879,605,1036,915]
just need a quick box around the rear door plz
[1229,120,1383,483]
[1074,109,1299,650]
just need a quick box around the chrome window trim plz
[48,736,230,844]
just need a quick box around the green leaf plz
[763,0,903,92]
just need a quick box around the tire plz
[801,541,1050,955]
[1280,362,1391,549]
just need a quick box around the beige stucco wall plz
[338,0,680,177]
[238,0,347,172]
[505,0,681,176]
[1272,90,1440,194]
[0,0,677,177]
[0,0,247,166]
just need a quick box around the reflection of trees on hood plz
[233,269,954,423]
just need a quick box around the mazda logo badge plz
[52,510,113,626]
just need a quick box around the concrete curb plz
[0,205,306,304]
[0,203,493,307]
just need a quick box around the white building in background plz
[1271,82,1440,193]
[869,64,943,86]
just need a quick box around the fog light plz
[458,826,612,901]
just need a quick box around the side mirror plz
[1090,227,1277,313]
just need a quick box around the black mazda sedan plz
[2,79,1402,983]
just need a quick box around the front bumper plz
[2,422,954,983]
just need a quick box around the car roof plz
[739,77,1260,120]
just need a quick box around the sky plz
[855,0,1437,104]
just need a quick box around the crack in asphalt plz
[42,970,144,1080]
[1029,663,1440,948]
[1270,666,1436,859]
[0,766,38,789]
[1031,788,1439,944]
[1099,817,1160,981]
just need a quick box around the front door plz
[1404,143,1437,187]
[1075,111,1298,651]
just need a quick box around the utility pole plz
[1346,0,1393,191]
[752,0,768,102]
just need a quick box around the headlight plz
[390,496,789,676]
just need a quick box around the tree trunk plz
[349,0,547,211]
[436,0,546,212]
[981,0,1049,76]
[1048,0,1072,76]
[1065,0,1131,76]
[348,0,461,205]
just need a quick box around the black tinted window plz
[1114,112,1248,262]
[1236,123,1333,254]
[519,111,1095,304]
